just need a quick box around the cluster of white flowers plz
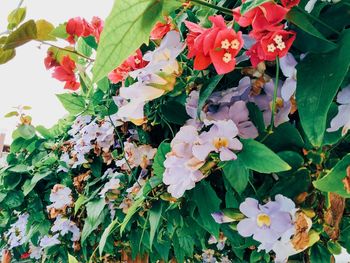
[5,213,29,249]
[59,115,115,170]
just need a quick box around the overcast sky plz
[0,0,113,144]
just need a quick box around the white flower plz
[327,85,350,136]
[68,115,92,136]
[39,234,61,248]
[99,177,121,198]
[47,186,72,210]
[29,243,43,260]
[280,53,297,101]
[51,215,80,242]
[5,213,29,249]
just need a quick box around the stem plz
[269,57,280,132]
[296,6,341,36]
[38,40,94,62]
[190,0,233,16]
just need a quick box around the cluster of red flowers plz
[233,1,298,67]
[108,50,147,84]
[45,52,80,91]
[185,15,244,75]
[66,16,104,44]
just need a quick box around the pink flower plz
[44,51,59,70]
[66,17,93,44]
[185,16,244,74]
[51,56,80,91]
[192,120,243,161]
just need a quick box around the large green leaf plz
[313,154,350,197]
[56,93,87,115]
[191,181,221,238]
[239,139,291,173]
[22,171,51,196]
[222,159,250,195]
[287,8,337,53]
[3,20,37,49]
[81,198,106,244]
[296,29,350,146]
[93,0,180,83]
[149,201,164,249]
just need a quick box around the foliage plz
[1,0,350,262]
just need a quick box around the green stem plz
[269,57,280,132]
[296,6,341,36]
[38,40,95,62]
[190,0,233,16]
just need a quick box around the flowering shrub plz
[0,0,350,262]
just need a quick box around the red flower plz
[91,16,104,42]
[66,17,93,44]
[52,56,80,91]
[233,3,288,34]
[247,30,296,67]
[108,50,146,84]
[185,15,244,74]
[281,0,300,8]
[209,29,244,74]
[260,30,296,60]
[44,51,59,70]
[150,17,173,40]
[20,252,30,259]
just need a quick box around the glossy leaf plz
[313,154,350,197]
[222,159,250,195]
[197,75,223,117]
[296,29,350,146]
[239,139,291,173]
[7,7,26,30]
[56,93,87,115]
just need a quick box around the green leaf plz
[68,254,79,263]
[264,122,304,152]
[93,0,181,82]
[99,217,119,255]
[197,75,223,117]
[152,142,171,177]
[240,0,271,14]
[149,201,163,249]
[81,198,106,244]
[296,29,350,146]
[74,195,86,215]
[4,20,37,49]
[191,181,221,237]
[16,124,36,140]
[3,190,24,208]
[36,19,56,41]
[22,171,51,196]
[222,159,249,195]
[0,48,16,64]
[313,154,350,197]
[50,23,69,39]
[56,93,87,115]
[310,244,332,263]
[239,139,291,173]
[8,164,29,173]
[287,8,337,53]
[7,7,26,30]
[161,101,190,125]
[120,197,145,234]
[97,77,109,93]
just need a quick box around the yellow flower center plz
[221,39,231,49]
[222,52,232,63]
[231,39,240,49]
[257,213,271,227]
[273,35,283,44]
[267,44,276,53]
[213,137,229,149]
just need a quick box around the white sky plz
[0,0,113,144]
